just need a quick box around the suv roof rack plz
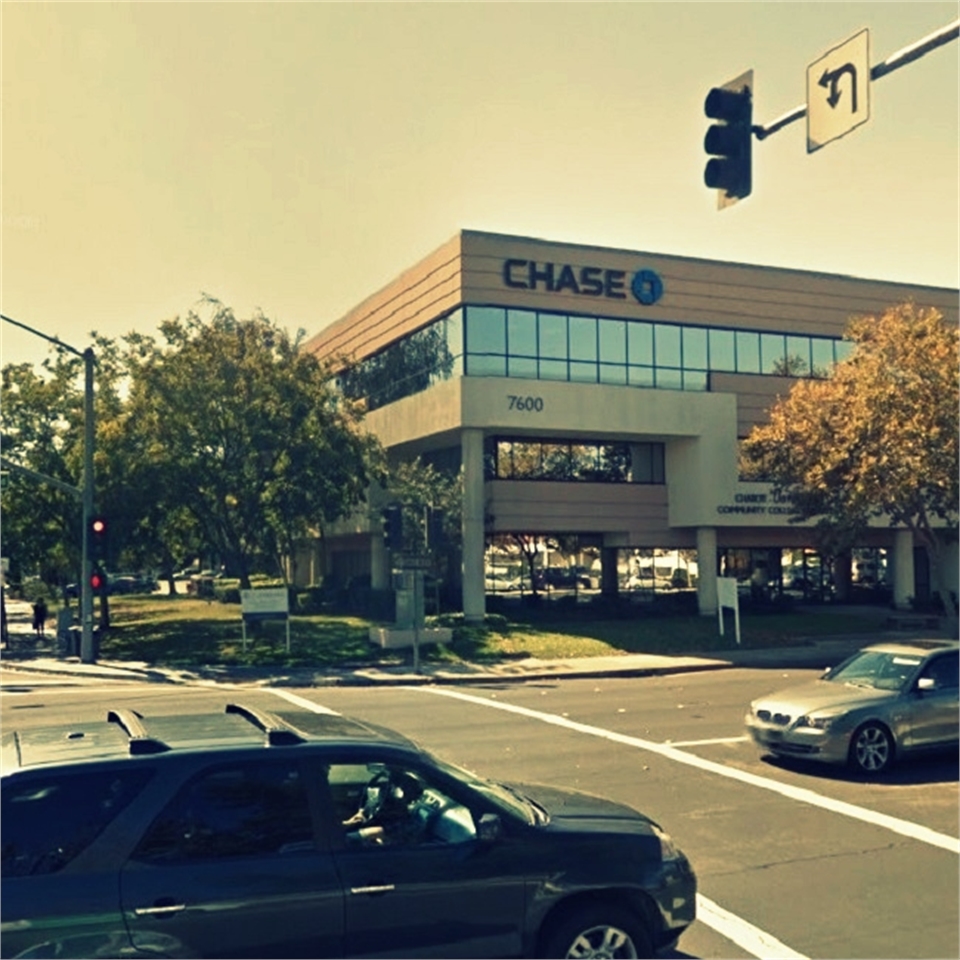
[225,703,308,746]
[107,709,171,755]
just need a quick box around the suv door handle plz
[134,900,187,917]
[350,884,395,895]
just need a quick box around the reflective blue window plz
[709,329,736,372]
[628,365,655,388]
[835,340,855,364]
[627,321,654,365]
[468,354,506,377]
[539,313,567,358]
[655,325,681,368]
[507,309,537,357]
[539,358,568,381]
[655,368,683,390]
[569,316,597,361]
[508,356,538,378]
[569,361,598,383]
[736,331,761,373]
[761,333,786,374]
[811,338,835,375]
[599,319,626,363]
[599,363,627,385]
[466,306,505,355]
[683,327,708,369]
[785,335,810,376]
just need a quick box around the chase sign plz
[503,259,663,306]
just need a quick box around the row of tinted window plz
[336,306,851,412]
[484,438,665,484]
[465,306,851,384]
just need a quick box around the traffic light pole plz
[0,315,97,663]
[81,348,95,663]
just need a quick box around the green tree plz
[741,303,959,628]
[120,301,379,589]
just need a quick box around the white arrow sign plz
[807,28,871,153]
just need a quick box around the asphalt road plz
[2,669,957,960]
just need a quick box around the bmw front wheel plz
[850,722,893,774]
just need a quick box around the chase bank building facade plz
[305,231,958,622]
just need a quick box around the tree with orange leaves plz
[742,302,958,630]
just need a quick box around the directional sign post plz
[807,29,871,153]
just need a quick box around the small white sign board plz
[240,587,290,652]
[807,29,870,153]
[717,577,741,646]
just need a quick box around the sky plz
[3,2,958,369]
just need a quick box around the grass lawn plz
[95,594,893,670]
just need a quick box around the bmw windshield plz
[826,650,922,692]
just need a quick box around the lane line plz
[696,895,807,959]
[266,688,339,713]
[417,686,960,854]
[667,736,749,747]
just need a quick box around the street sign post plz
[807,29,871,153]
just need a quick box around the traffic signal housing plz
[90,568,106,592]
[89,515,108,562]
[704,69,753,208]
[381,505,403,551]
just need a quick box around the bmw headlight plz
[795,714,836,730]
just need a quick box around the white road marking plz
[266,688,339,713]
[696,894,808,959]
[666,736,749,747]
[418,686,960,855]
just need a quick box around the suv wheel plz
[542,903,653,959]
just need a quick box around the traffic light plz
[703,69,753,208]
[425,506,445,551]
[89,515,107,562]
[90,568,105,592]
[381,505,403,551]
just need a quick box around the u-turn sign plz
[807,29,871,153]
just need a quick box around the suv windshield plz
[827,650,922,692]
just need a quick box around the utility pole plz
[0,314,97,662]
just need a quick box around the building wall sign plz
[502,259,663,306]
[717,492,795,516]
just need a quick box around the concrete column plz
[892,529,915,610]
[696,526,718,616]
[461,428,486,623]
[370,529,390,591]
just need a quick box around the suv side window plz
[2,768,154,877]
[332,761,477,849]
[132,760,314,864]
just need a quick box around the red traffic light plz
[90,571,105,590]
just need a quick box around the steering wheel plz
[358,771,395,822]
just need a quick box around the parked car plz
[2,703,696,959]
[745,640,959,774]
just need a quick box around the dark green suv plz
[2,702,696,958]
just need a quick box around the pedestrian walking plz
[32,598,48,637]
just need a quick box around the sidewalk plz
[1,638,871,689]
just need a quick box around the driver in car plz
[343,769,425,846]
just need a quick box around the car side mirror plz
[477,813,502,842]
[917,677,936,693]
